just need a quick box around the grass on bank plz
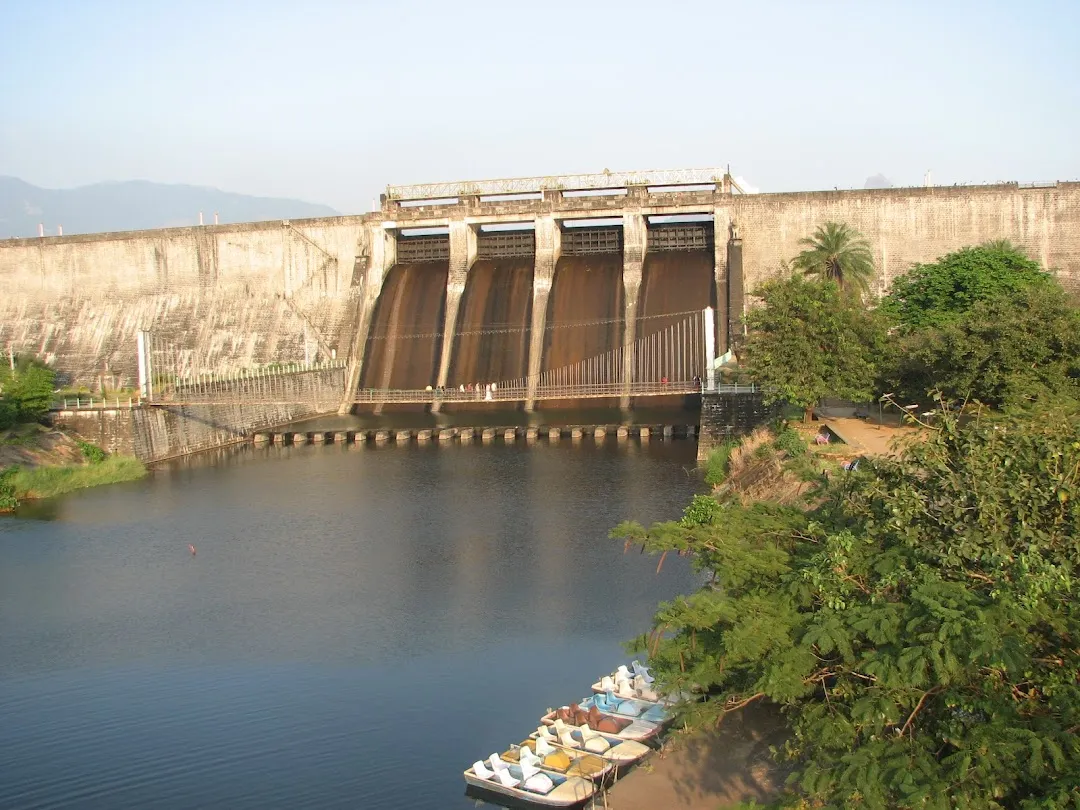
[5,455,146,502]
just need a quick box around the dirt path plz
[819,417,922,458]
[604,705,789,810]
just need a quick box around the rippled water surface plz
[0,439,701,809]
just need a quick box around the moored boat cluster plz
[463,662,675,807]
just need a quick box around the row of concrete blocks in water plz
[252,424,698,446]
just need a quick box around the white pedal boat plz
[464,752,595,807]
[591,662,684,706]
[531,719,651,765]
[540,705,662,742]
[500,735,614,782]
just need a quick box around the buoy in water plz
[188,544,196,556]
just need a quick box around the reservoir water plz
[0,438,701,809]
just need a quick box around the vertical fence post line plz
[136,329,153,402]
[703,307,716,393]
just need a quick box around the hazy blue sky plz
[2,0,1078,212]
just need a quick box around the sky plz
[1,0,1078,213]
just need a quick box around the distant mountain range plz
[0,177,340,238]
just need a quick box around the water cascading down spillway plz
[359,235,449,412]
[541,226,625,408]
[632,222,717,407]
[444,243,534,410]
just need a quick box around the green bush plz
[78,441,107,465]
[0,401,16,430]
[703,440,740,486]
[0,356,57,424]
[680,494,722,528]
[773,424,807,457]
[0,465,19,511]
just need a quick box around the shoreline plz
[0,425,146,512]
[605,704,789,810]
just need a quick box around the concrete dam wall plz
[3,173,1079,410]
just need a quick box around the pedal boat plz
[577,691,670,724]
[531,720,651,765]
[540,703,662,742]
[464,752,595,807]
[500,736,614,783]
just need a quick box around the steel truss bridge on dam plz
[132,308,736,408]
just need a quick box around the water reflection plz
[1,441,703,809]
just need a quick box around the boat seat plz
[560,732,581,750]
[602,690,642,716]
[489,753,510,772]
[518,747,542,769]
[535,737,555,757]
[495,768,521,789]
[599,675,616,691]
[520,761,555,794]
[473,760,496,779]
[632,676,660,701]
[579,726,611,753]
[616,665,633,682]
[631,660,655,684]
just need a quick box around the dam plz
[2,168,1079,415]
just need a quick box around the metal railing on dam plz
[143,380,756,407]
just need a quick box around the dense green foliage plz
[887,283,1080,408]
[772,424,807,458]
[791,222,876,296]
[0,466,17,511]
[78,440,107,465]
[614,406,1080,808]
[703,440,741,486]
[743,276,887,419]
[0,356,57,428]
[882,242,1051,330]
[879,243,1080,408]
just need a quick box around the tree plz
[743,275,887,422]
[611,403,1080,808]
[0,356,57,427]
[882,243,1051,330]
[888,283,1080,408]
[791,222,876,296]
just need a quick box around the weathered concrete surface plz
[1,218,372,387]
[733,184,1080,298]
[697,391,784,462]
[53,367,344,462]
[4,180,1079,397]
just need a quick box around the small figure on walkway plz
[188,544,197,556]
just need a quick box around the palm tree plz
[981,238,1026,257]
[791,222,875,295]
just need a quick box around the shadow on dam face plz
[541,254,625,409]
[632,250,717,409]
[359,261,448,410]
[443,257,533,412]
